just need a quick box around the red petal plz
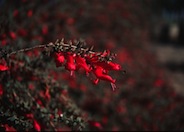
[96,61,121,71]
[93,79,99,85]
[76,55,91,73]
[64,53,76,71]
[93,66,115,83]
[54,52,65,67]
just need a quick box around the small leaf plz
[76,117,82,123]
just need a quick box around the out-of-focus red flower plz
[9,31,17,40]
[67,17,75,25]
[4,124,16,131]
[0,64,8,71]
[88,120,103,130]
[28,83,35,90]
[42,25,48,35]
[36,99,43,107]
[1,39,7,46]
[33,120,41,131]
[27,10,33,17]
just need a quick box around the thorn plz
[70,71,75,77]
[74,39,77,44]
[55,39,59,45]
[110,83,116,91]
[69,40,72,45]
[90,46,94,51]
[61,38,64,42]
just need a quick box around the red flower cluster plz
[53,50,121,91]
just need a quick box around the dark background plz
[0,0,184,131]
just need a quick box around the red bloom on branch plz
[54,52,65,67]
[93,66,115,83]
[75,55,91,74]
[93,66,116,91]
[64,52,76,76]
[52,40,122,91]
[95,61,121,71]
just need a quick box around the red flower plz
[85,53,99,64]
[95,61,121,71]
[64,53,76,76]
[0,64,8,71]
[52,45,122,90]
[93,66,115,83]
[54,52,65,67]
[75,55,91,74]
[93,66,116,91]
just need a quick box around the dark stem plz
[7,43,54,57]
